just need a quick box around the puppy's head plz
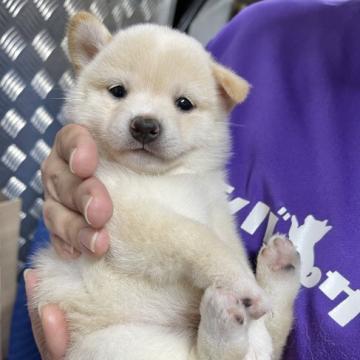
[65,12,249,174]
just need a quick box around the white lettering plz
[320,271,360,326]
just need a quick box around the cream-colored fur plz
[34,12,300,360]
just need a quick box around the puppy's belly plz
[34,248,201,341]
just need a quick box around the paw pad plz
[260,235,300,273]
[242,298,252,308]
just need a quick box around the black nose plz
[130,116,161,144]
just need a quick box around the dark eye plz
[175,97,194,111]
[108,85,127,98]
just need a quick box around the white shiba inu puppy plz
[34,12,300,360]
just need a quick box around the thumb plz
[41,304,69,360]
[24,269,69,360]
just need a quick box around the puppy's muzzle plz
[130,116,161,144]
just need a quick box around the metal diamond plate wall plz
[0,0,177,272]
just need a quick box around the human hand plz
[41,124,113,258]
[24,269,68,360]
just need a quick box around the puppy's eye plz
[175,97,194,111]
[108,85,127,99]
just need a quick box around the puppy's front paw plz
[260,235,300,273]
[256,234,301,310]
[200,286,249,339]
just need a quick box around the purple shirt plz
[207,0,360,358]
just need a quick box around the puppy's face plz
[65,12,249,174]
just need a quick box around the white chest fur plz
[96,161,226,227]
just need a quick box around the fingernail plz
[83,195,93,225]
[69,148,77,174]
[79,229,98,253]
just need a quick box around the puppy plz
[34,12,300,360]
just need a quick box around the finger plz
[77,227,110,255]
[43,162,113,228]
[41,151,81,204]
[42,143,112,228]
[54,124,98,178]
[76,177,113,228]
[52,235,81,260]
[43,199,110,256]
[41,304,69,360]
[43,198,87,247]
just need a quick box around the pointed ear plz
[211,62,250,110]
[67,11,111,72]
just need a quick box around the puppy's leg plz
[191,286,250,360]
[209,197,271,320]
[110,200,270,320]
[256,235,301,360]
